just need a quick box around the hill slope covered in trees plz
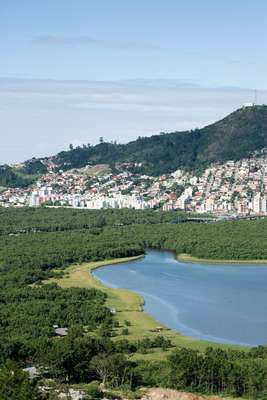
[0,160,47,188]
[55,105,267,175]
[1,105,267,188]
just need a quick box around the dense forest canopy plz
[0,208,208,235]
[0,207,267,398]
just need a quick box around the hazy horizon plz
[2,77,267,165]
[1,0,267,164]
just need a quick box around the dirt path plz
[141,388,236,400]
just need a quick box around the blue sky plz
[1,0,267,163]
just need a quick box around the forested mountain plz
[54,105,267,175]
[1,105,267,188]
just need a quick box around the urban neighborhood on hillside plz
[1,149,267,216]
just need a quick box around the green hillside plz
[0,159,47,188]
[1,105,267,188]
[55,105,267,175]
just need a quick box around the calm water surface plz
[93,250,267,346]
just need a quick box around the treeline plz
[137,347,267,398]
[1,221,266,288]
[0,215,266,289]
[0,229,144,287]
[0,207,203,235]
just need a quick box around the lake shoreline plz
[46,253,246,354]
[146,247,267,265]
[93,250,267,347]
[177,253,267,265]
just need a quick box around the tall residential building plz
[29,192,40,207]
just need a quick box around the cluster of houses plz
[163,152,267,215]
[1,150,267,216]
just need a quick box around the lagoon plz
[93,250,267,346]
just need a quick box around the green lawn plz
[45,256,247,359]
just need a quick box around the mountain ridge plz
[53,104,267,174]
[1,105,267,187]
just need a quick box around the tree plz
[91,353,132,388]
[0,361,41,400]
[90,354,112,386]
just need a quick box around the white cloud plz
[32,35,162,52]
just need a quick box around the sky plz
[1,0,267,164]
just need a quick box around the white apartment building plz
[29,192,40,207]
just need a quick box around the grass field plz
[45,255,247,360]
[70,163,111,177]
[178,253,267,264]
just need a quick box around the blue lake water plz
[92,250,267,346]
